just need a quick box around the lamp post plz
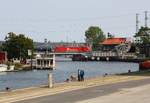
[28,49,32,69]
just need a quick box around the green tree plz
[135,26,150,44]
[0,43,3,51]
[3,32,34,60]
[85,26,105,49]
[135,27,150,57]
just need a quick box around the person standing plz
[80,70,85,81]
[78,69,81,81]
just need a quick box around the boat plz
[0,64,15,72]
[8,65,15,71]
[139,60,150,70]
[0,64,8,72]
[72,54,88,61]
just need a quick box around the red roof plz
[102,38,126,45]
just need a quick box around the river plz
[0,61,138,91]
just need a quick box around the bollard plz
[48,73,53,88]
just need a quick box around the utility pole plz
[44,38,48,54]
[144,11,148,27]
[136,13,139,33]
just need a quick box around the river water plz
[0,61,138,91]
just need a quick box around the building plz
[35,53,55,70]
[90,37,135,60]
[0,51,7,63]
[100,38,129,52]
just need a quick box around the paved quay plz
[77,83,150,103]
[76,84,150,103]
[0,75,149,103]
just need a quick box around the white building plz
[35,53,55,70]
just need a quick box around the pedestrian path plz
[77,83,150,103]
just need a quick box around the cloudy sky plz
[0,0,149,42]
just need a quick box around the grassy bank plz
[118,70,150,76]
[13,63,32,71]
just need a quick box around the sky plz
[0,0,150,42]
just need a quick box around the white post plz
[49,60,51,67]
[48,73,53,88]
[53,54,56,68]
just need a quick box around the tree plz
[135,26,150,44]
[135,27,150,57]
[85,26,105,49]
[3,32,34,60]
[0,42,3,51]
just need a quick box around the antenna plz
[136,13,139,33]
[144,11,148,27]
[66,35,69,43]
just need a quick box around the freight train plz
[53,46,91,53]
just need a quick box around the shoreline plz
[73,58,149,63]
[0,59,142,73]
[0,69,145,92]
[0,71,150,103]
[1,70,150,92]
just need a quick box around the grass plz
[118,70,150,76]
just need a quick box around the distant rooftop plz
[101,38,126,45]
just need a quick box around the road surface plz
[14,78,150,103]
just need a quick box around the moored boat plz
[139,60,150,70]
[0,64,8,72]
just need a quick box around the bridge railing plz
[92,51,117,57]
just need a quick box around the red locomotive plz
[53,46,91,53]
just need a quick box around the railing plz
[92,51,117,57]
[92,51,136,58]
[34,52,85,55]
